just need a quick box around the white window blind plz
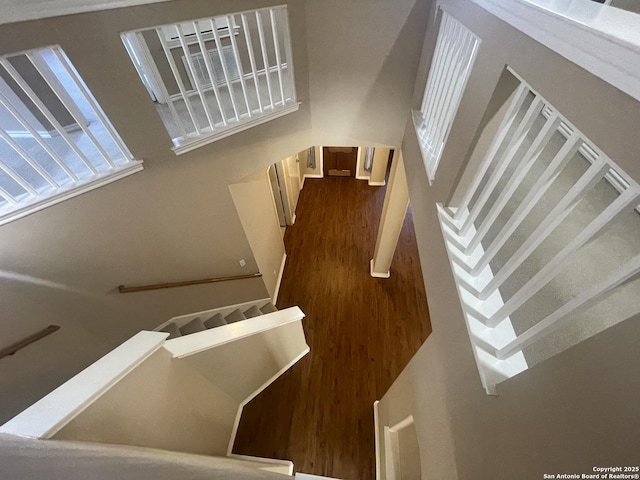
[122,5,299,155]
[414,10,480,183]
[0,46,141,225]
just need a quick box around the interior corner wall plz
[0,0,311,425]
[305,0,431,147]
[378,0,640,479]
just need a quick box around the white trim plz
[438,205,527,394]
[0,331,168,438]
[355,146,369,181]
[469,0,640,104]
[370,259,391,279]
[173,103,300,155]
[318,146,324,177]
[163,306,305,358]
[374,400,381,480]
[227,454,294,476]
[383,426,399,480]
[389,415,414,432]
[368,181,386,187]
[291,213,296,224]
[0,162,143,227]
[302,173,323,189]
[273,253,287,304]
[227,345,310,456]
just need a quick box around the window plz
[122,5,299,155]
[413,10,480,183]
[0,46,141,226]
[439,68,640,394]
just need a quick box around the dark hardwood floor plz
[233,177,431,480]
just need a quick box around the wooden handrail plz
[0,325,61,360]
[118,273,262,294]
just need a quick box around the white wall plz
[377,1,640,478]
[229,169,287,301]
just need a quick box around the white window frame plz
[0,45,141,226]
[413,9,480,184]
[121,5,300,155]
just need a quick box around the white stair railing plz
[438,67,640,393]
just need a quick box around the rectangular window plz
[0,46,141,226]
[122,5,299,155]
[413,10,480,183]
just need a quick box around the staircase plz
[156,298,280,339]
[0,298,309,478]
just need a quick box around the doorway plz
[323,147,357,177]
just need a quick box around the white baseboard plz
[356,174,371,181]
[374,400,381,480]
[273,253,287,304]
[304,173,324,179]
[368,180,386,187]
[227,453,294,476]
[291,213,296,225]
[370,259,391,279]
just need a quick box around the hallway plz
[233,177,430,479]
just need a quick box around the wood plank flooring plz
[233,177,430,480]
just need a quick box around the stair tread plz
[244,305,263,318]
[260,302,278,314]
[179,317,206,335]
[160,322,182,339]
[225,309,247,323]
[204,313,227,329]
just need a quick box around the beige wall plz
[53,348,239,455]
[610,0,640,14]
[229,168,286,300]
[182,320,308,402]
[0,0,429,439]
[305,0,429,147]
[369,147,392,185]
[0,0,310,424]
[279,154,301,223]
[299,145,322,178]
[377,1,640,479]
